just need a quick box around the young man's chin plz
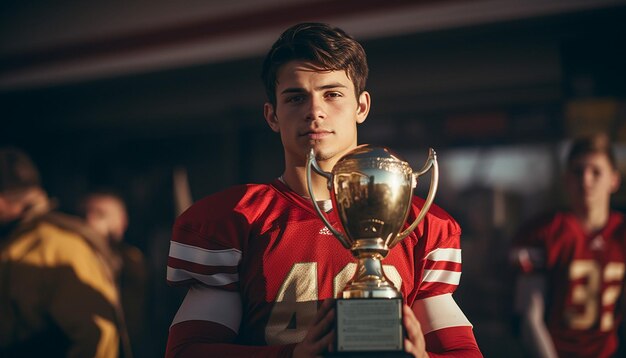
[313,146,343,162]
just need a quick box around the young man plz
[0,147,122,357]
[166,22,481,357]
[511,134,625,357]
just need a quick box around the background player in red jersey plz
[511,133,625,358]
[165,22,482,357]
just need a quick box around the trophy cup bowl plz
[306,144,438,353]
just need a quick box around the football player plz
[511,134,625,357]
[165,22,482,357]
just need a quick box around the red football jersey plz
[167,179,463,346]
[512,212,626,358]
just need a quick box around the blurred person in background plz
[0,147,126,357]
[511,133,626,357]
[79,189,148,358]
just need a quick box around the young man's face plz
[84,195,128,244]
[264,60,370,167]
[0,192,25,224]
[565,152,620,209]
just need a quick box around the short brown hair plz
[0,147,41,193]
[261,22,369,107]
[566,133,617,170]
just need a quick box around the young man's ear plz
[356,91,371,124]
[611,170,621,193]
[264,103,280,133]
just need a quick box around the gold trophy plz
[306,144,438,354]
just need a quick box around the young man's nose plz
[305,96,326,121]
[582,169,596,186]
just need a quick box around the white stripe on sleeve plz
[424,248,462,263]
[167,267,239,286]
[169,241,242,266]
[411,293,472,334]
[171,284,242,333]
[421,269,461,285]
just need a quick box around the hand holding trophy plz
[306,144,438,355]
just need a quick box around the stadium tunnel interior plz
[2,1,626,356]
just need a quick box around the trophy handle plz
[391,148,439,247]
[306,149,352,249]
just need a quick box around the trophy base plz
[335,298,404,354]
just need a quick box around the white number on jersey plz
[567,260,625,331]
[265,262,401,344]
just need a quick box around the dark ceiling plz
[2,5,625,147]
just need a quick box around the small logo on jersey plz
[319,226,333,235]
[589,235,605,251]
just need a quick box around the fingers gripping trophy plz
[306,144,438,354]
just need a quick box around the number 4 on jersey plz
[265,262,401,344]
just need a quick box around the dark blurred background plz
[2,0,626,356]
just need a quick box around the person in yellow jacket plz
[0,147,127,358]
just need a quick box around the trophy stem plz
[342,253,401,299]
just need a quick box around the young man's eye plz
[326,92,343,99]
[286,95,305,104]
